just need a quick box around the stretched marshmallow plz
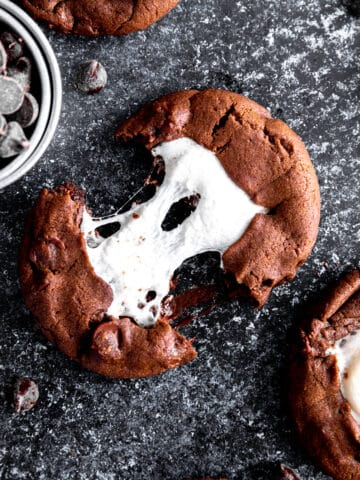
[82,138,267,326]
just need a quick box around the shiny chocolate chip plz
[0,32,24,64]
[0,40,7,73]
[8,56,32,92]
[0,76,24,115]
[10,92,39,128]
[75,60,107,94]
[0,115,6,137]
[0,121,29,158]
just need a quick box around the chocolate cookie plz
[19,89,320,379]
[22,0,179,36]
[289,270,360,480]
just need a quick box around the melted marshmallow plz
[81,137,267,326]
[329,331,360,423]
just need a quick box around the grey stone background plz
[0,0,359,479]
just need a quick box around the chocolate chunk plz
[8,57,32,92]
[75,60,107,94]
[29,237,66,272]
[13,378,39,412]
[10,92,39,128]
[0,115,6,138]
[92,321,122,360]
[0,32,24,64]
[0,76,24,115]
[0,121,30,158]
[0,40,7,73]
[0,31,41,163]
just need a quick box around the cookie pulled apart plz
[19,89,320,378]
[289,270,360,480]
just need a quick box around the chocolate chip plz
[0,40,7,74]
[0,121,30,158]
[146,290,157,302]
[75,60,107,94]
[161,194,201,231]
[29,237,66,272]
[0,76,24,115]
[92,321,122,359]
[10,92,39,128]
[8,56,32,92]
[0,115,6,137]
[0,31,40,162]
[13,378,39,413]
[0,32,23,64]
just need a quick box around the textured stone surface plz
[0,0,359,479]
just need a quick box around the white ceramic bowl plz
[0,0,62,190]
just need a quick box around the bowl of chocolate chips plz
[0,0,62,190]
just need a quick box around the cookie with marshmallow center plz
[289,270,360,480]
[22,0,179,36]
[19,89,320,378]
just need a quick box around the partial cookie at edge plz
[22,0,180,36]
[289,270,360,480]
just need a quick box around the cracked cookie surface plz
[289,270,360,480]
[19,89,320,379]
[21,0,180,36]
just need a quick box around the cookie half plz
[19,89,320,378]
[289,270,360,480]
[116,89,320,307]
[21,0,179,36]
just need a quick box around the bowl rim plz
[0,0,62,190]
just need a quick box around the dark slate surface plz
[0,1,359,479]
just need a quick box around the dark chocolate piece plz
[75,60,107,94]
[10,92,39,128]
[0,121,30,158]
[0,32,24,64]
[0,76,24,115]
